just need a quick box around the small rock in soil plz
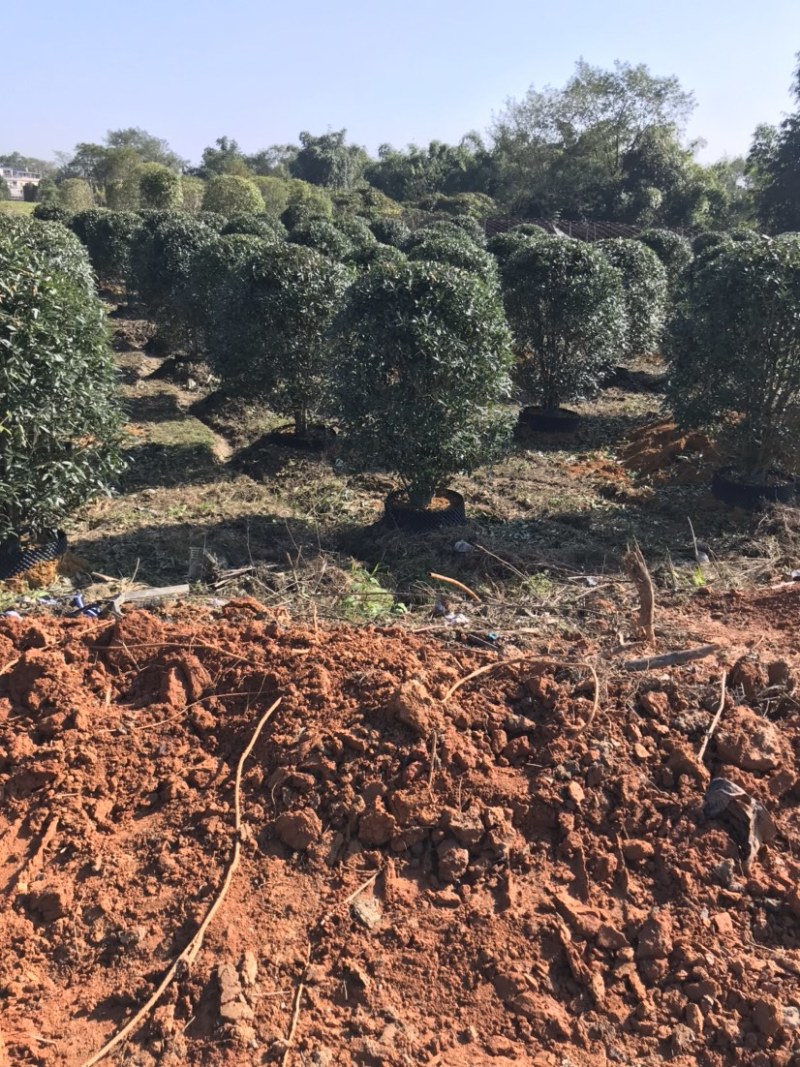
[437,840,470,883]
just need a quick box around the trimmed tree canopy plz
[202,175,264,218]
[0,220,124,540]
[207,243,351,435]
[636,227,693,286]
[503,237,626,411]
[332,260,514,502]
[596,238,668,357]
[667,235,800,475]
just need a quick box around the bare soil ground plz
[0,587,799,1066]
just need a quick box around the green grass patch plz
[0,201,35,217]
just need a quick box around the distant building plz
[0,166,42,200]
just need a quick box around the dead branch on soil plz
[281,946,311,1067]
[428,572,482,603]
[442,657,600,734]
[79,696,282,1067]
[10,815,59,894]
[697,672,729,762]
[622,644,719,671]
[623,542,656,645]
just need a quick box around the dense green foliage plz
[667,236,800,475]
[370,216,410,247]
[289,218,355,261]
[405,230,497,282]
[636,228,693,287]
[332,260,514,503]
[503,237,626,411]
[748,59,800,233]
[487,230,540,266]
[72,209,143,285]
[596,238,668,357]
[0,221,124,540]
[138,163,184,209]
[58,178,94,213]
[208,243,351,435]
[221,213,287,240]
[202,175,263,218]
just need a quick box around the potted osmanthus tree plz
[502,236,626,432]
[331,259,515,532]
[206,241,351,448]
[667,235,800,508]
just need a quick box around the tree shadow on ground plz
[118,443,226,493]
[513,407,659,456]
[123,391,188,424]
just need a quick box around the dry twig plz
[79,696,282,1067]
[698,671,729,761]
[281,946,311,1067]
[623,541,656,645]
[622,644,719,671]
[428,572,481,603]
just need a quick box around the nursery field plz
[4,239,800,1067]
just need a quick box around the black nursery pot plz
[383,490,467,533]
[0,531,68,581]
[519,406,581,434]
[711,467,798,510]
[264,423,337,453]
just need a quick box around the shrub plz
[289,217,355,261]
[74,210,143,286]
[0,221,124,541]
[208,243,350,435]
[195,211,227,232]
[667,236,800,475]
[138,163,183,210]
[106,173,141,211]
[33,203,71,224]
[17,219,96,294]
[131,214,214,349]
[418,192,497,220]
[202,175,264,218]
[503,237,626,411]
[181,175,206,213]
[333,215,377,263]
[424,216,487,246]
[692,231,727,256]
[487,230,540,266]
[405,230,497,282]
[332,260,514,505]
[370,216,410,247]
[596,238,668,357]
[58,178,94,213]
[0,177,10,201]
[187,234,267,343]
[221,213,287,240]
[332,186,403,219]
[636,228,693,287]
[253,176,292,218]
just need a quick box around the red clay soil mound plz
[0,599,799,1066]
[620,419,721,484]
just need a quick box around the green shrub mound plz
[0,223,124,541]
[131,215,215,350]
[487,230,539,266]
[188,234,268,339]
[423,217,487,247]
[404,231,497,282]
[503,237,626,411]
[636,228,693,287]
[289,218,356,262]
[333,215,378,262]
[208,243,351,436]
[221,214,287,240]
[691,231,727,256]
[33,204,71,224]
[71,209,143,286]
[596,238,668,358]
[2,218,97,295]
[195,211,228,232]
[202,175,264,218]
[667,236,800,476]
[332,260,514,505]
[370,216,410,247]
[138,163,184,210]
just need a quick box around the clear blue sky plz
[4,0,798,166]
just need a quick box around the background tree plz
[748,55,800,232]
[195,136,252,178]
[58,178,94,213]
[0,177,10,201]
[332,260,514,507]
[202,174,263,217]
[290,130,367,190]
[0,219,124,541]
[208,243,351,436]
[503,237,625,412]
